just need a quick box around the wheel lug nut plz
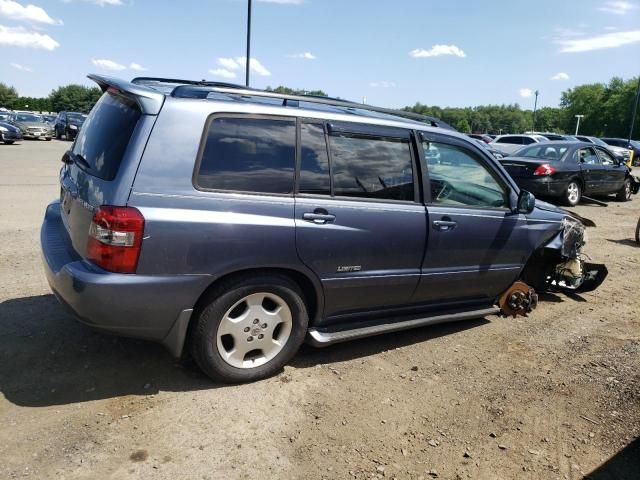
[243,327,250,332]
[258,334,264,339]
[253,319,259,324]
[247,336,253,342]
[261,323,267,329]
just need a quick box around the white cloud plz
[557,29,640,52]
[287,52,316,59]
[256,0,303,4]
[519,88,533,98]
[369,81,396,88]
[10,61,32,71]
[550,72,570,80]
[0,0,62,25]
[209,68,236,79]
[215,56,271,76]
[0,25,58,49]
[129,62,147,71]
[409,44,466,58]
[92,58,126,70]
[597,1,638,14]
[64,0,123,5]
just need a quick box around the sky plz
[0,0,639,109]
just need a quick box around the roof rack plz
[131,76,455,130]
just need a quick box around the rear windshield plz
[72,91,141,180]
[515,144,569,160]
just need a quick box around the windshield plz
[630,140,640,149]
[590,137,608,147]
[515,144,569,160]
[15,113,42,122]
[67,113,87,122]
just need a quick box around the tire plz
[190,274,308,383]
[55,128,62,140]
[563,180,582,207]
[45,137,52,142]
[3,141,14,145]
[616,178,632,202]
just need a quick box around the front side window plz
[197,117,296,194]
[329,134,414,201]
[422,141,508,208]
[299,122,330,195]
[522,137,536,145]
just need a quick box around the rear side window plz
[497,137,521,144]
[299,122,330,195]
[72,92,141,181]
[329,134,414,201]
[196,117,296,194]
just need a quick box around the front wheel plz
[616,178,632,202]
[563,180,582,207]
[190,274,308,383]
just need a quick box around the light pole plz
[532,90,539,131]
[575,114,584,135]
[245,0,252,87]
[628,75,640,143]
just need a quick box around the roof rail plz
[205,86,455,129]
[131,76,254,90]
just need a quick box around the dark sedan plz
[499,142,633,206]
[0,121,23,144]
[54,111,87,141]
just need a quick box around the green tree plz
[265,85,328,97]
[0,83,19,109]
[49,84,102,113]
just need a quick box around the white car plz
[490,134,549,156]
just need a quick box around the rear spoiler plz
[88,74,165,115]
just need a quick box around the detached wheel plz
[190,274,308,383]
[564,180,581,206]
[616,178,632,202]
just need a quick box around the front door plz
[294,121,426,322]
[412,133,533,306]
[595,147,626,193]
[577,147,607,194]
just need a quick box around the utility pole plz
[628,75,640,143]
[245,0,252,87]
[532,90,539,131]
[575,114,584,135]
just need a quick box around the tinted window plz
[517,144,568,160]
[330,134,414,201]
[197,117,295,194]
[496,136,522,145]
[72,92,141,180]
[522,137,536,145]
[422,141,508,208]
[299,122,330,195]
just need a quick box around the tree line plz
[1,76,637,139]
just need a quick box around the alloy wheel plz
[567,182,580,204]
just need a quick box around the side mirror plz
[516,190,536,214]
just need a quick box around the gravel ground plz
[0,140,638,480]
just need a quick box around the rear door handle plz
[303,211,336,224]
[433,219,457,231]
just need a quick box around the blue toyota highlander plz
[40,75,607,383]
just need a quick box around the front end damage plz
[500,215,608,317]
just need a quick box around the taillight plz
[87,206,144,273]
[533,163,556,176]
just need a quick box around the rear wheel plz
[563,180,581,206]
[3,141,14,145]
[190,274,308,383]
[616,178,632,202]
[55,128,62,140]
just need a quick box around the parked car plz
[575,135,632,164]
[54,111,87,141]
[490,134,549,156]
[467,133,493,144]
[40,74,607,383]
[524,131,575,141]
[0,112,10,122]
[41,114,57,126]
[600,138,640,166]
[0,120,23,144]
[500,142,633,206]
[473,138,504,159]
[9,112,53,140]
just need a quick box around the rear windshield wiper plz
[73,153,91,170]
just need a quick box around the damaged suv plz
[40,75,607,383]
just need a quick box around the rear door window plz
[497,136,522,144]
[72,92,141,180]
[329,133,415,201]
[196,117,296,194]
[299,122,331,195]
[595,148,615,165]
[577,147,600,164]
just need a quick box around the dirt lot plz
[0,140,638,480]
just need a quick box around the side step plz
[306,307,499,347]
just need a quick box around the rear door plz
[294,120,426,321]
[60,89,147,257]
[413,132,531,306]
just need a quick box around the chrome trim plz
[306,307,499,346]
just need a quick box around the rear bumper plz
[40,201,210,356]
[515,177,567,198]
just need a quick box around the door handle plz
[433,219,457,231]
[303,211,336,224]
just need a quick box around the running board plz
[306,307,499,347]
